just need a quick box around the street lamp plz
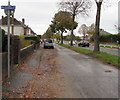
[4,9,15,16]
[94,0,103,52]
[1,1,16,78]
[95,0,103,2]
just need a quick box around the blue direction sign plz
[1,6,16,9]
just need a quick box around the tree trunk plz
[83,32,86,40]
[94,2,102,53]
[61,32,63,44]
[70,14,75,46]
[70,29,74,46]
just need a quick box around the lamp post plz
[94,0,103,52]
[1,1,16,78]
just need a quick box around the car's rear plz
[78,41,89,47]
[44,39,54,49]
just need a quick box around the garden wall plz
[20,44,34,61]
[2,43,39,80]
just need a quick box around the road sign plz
[1,5,16,9]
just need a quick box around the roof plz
[100,29,111,35]
[29,27,37,35]
[0,16,37,35]
[0,16,26,27]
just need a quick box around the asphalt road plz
[55,44,118,98]
[3,45,119,98]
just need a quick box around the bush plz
[1,31,20,52]
[91,34,120,44]
[0,29,5,52]
[19,35,25,39]
[99,34,120,43]
[20,39,32,49]
[0,29,5,43]
[24,36,40,42]
[18,36,40,49]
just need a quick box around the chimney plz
[22,18,25,24]
[2,16,4,19]
[2,16,4,25]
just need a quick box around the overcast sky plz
[0,0,119,35]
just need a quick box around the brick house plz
[0,16,36,36]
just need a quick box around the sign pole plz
[1,1,16,78]
[7,1,10,78]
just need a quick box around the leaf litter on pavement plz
[3,48,65,98]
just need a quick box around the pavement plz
[2,47,64,98]
[2,49,41,98]
[2,45,119,98]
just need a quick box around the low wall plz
[20,44,34,61]
[1,44,36,80]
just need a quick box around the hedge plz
[91,34,120,44]
[24,36,40,42]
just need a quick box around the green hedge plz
[20,39,32,49]
[99,34,120,43]
[91,34,120,44]
[24,36,40,42]
[18,36,40,49]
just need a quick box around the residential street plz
[3,44,118,98]
[1,0,119,99]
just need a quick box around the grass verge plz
[58,43,120,67]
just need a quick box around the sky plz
[0,0,119,35]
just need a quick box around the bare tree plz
[59,0,92,46]
[78,24,88,40]
[86,23,95,40]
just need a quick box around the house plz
[0,16,36,36]
[99,29,111,35]
[27,27,37,36]
[80,29,111,41]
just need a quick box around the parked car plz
[43,38,54,49]
[78,40,90,47]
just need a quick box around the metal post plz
[1,0,16,78]
[11,14,14,66]
[7,1,10,78]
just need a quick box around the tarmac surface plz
[56,44,118,98]
[2,45,119,98]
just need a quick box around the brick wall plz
[20,45,34,61]
[2,42,39,80]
